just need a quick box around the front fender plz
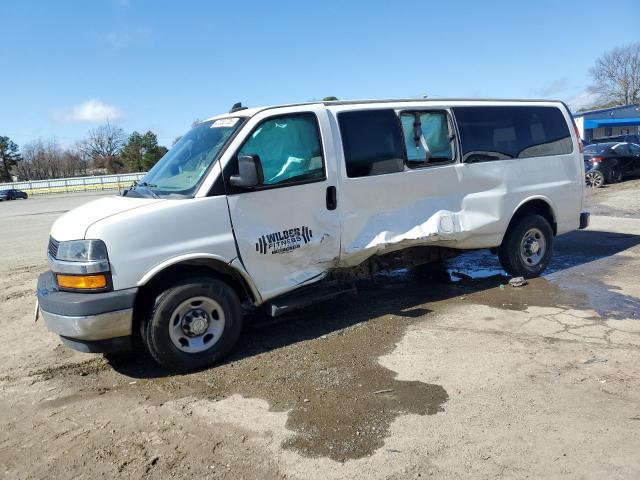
[137,253,262,304]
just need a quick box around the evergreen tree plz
[0,136,22,181]
[120,131,168,172]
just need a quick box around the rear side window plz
[338,109,405,178]
[400,111,453,167]
[453,106,573,162]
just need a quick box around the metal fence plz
[0,172,146,196]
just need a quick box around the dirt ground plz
[1,182,639,479]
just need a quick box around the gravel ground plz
[1,184,639,479]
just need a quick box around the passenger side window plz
[237,113,324,186]
[629,143,640,155]
[338,109,405,178]
[453,106,573,162]
[400,111,453,167]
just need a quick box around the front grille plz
[48,237,59,258]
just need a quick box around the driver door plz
[225,107,340,301]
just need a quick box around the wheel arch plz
[132,255,260,339]
[502,197,557,244]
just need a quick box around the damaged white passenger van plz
[37,99,589,371]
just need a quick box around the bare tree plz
[590,42,640,106]
[18,140,51,180]
[16,139,88,180]
[77,122,126,173]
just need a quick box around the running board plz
[265,282,357,317]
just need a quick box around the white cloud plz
[57,99,124,124]
[565,90,599,112]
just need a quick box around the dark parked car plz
[589,134,640,145]
[0,188,28,201]
[584,142,640,188]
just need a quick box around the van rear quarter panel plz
[453,151,582,249]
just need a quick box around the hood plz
[51,195,164,241]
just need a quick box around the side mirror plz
[230,155,264,188]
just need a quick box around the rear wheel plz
[609,167,622,183]
[498,214,553,278]
[143,277,243,372]
[585,170,605,188]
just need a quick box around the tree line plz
[0,123,168,182]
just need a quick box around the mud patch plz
[29,357,110,381]
[0,289,34,302]
[39,387,110,409]
[103,293,449,462]
[282,376,446,459]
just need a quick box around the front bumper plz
[40,308,133,341]
[579,211,590,230]
[37,271,137,345]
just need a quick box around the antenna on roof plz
[229,102,248,113]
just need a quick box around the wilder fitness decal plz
[256,226,313,255]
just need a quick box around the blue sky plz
[1,0,638,149]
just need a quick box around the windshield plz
[129,117,244,198]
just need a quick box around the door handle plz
[326,186,337,210]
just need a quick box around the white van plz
[37,99,589,371]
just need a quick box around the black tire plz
[498,214,553,278]
[143,277,243,373]
[609,167,622,183]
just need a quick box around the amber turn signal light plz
[56,274,107,290]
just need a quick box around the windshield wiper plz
[137,181,157,188]
[133,181,160,198]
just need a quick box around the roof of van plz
[202,98,565,123]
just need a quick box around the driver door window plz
[237,113,325,186]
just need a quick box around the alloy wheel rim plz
[585,171,603,188]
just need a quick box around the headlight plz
[55,240,108,262]
[49,239,111,292]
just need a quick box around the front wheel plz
[143,277,243,373]
[498,214,553,278]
